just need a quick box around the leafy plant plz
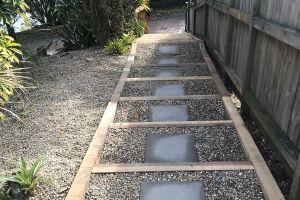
[61,0,145,48]
[105,32,136,55]
[0,0,29,37]
[61,0,96,49]
[138,0,150,11]
[27,0,64,25]
[0,157,50,195]
[0,31,28,120]
[0,188,11,200]
[121,32,135,46]
[105,38,129,55]
[125,18,145,37]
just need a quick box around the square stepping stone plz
[154,84,185,96]
[145,133,197,162]
[158,58,179,65]
[140,181,205,200]
[151,105,188,121]
[154,68,183,77]
[157,45,180,54]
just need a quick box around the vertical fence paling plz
[187,0,300,198]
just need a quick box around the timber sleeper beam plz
[92,161,255,174]
[119,94,220,101]
[126,76,212,82]
[110,120,234,129]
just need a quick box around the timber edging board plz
[110,120,234,129]
[202,29,298,174]
[206,29,298,170]
[198,39,285,200]
[65,43,138,200]
[126,76,212,81]
[119,94,220,101]
[92,161,255,173]
[244,91,299,171]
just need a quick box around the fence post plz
[204,0,209,39]
[192,0,196,35]
[241,0,261,116]
[185,1,189,32]
[290,155,300,200]
[224,0,235,66]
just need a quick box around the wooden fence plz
[186,0,300,197]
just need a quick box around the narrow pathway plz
[66,33,284,200]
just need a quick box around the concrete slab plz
[157,45,180,54]
[145,133,197,162]
[154,84,185,96]
[151,105,188,121]
[157,58,179,65]
[154,68,183,77]
[140,181,205,200]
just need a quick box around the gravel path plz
[0,48,126,199]
[122,80,218,96]
[135,43,203,65]
[129,64,211,77]
[100,126,246,163]
[114,99,229,122]
[149,11,185,33]
[87,171,264,200]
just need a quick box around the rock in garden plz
[36,45,47,56]
[46,39,66,56]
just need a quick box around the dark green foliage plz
[124,18,145,38]
[150,0,185,9]
[61,0,96,48]
[123,0,139,21]
[0,188,11,200]
[61,0,144,48]
[27,0,64,25]
[0,0,29,38]
[108,0,125,38]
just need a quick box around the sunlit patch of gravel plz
[0,48,127,199]
[129,64,211,78]
[114,99,229,122]
[87,171,264,200]
[100,126,246,164]
[135,43,203,65]
[122,80,218,96]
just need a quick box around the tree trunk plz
[88,0,110,46]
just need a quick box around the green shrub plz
[0,157,51,195]
[0,188,11,200]
[105,38,129,55]
[122,32,136,45]
[27,0,64,25]
[0,31,27,120]
[61,0,96,49]
[105,32,136,55]
[125,18,145,38]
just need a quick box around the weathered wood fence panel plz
[186,0,300,187]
